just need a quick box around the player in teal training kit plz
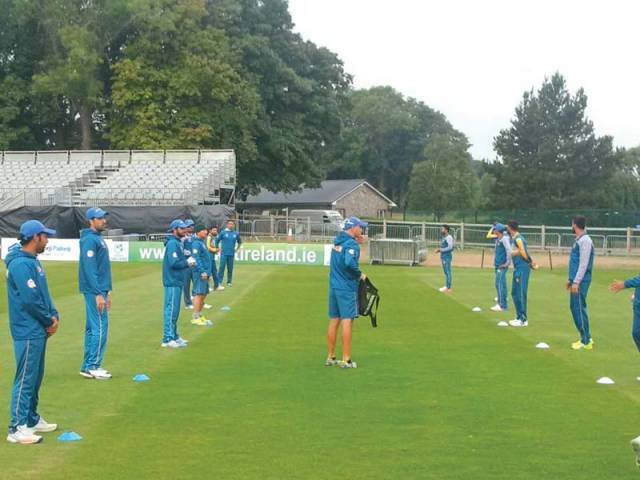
[489,223,512,312]
[567,215,595,350]
[435,225,454,292]
[190,224,213,326]
[507,220,531,327]
[78,207,113,379]
[5,220,60,445]
[216,219,242,287]
[162,219,196,348]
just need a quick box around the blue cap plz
[493,223,506,233]
[86,207,109,220]
[343,216,368,230]
[169,219,188,231]
[19,220,56,239]
[183,219,195,227]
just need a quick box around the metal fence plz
[364,220,640,256]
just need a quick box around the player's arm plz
[486,226,497,239]
[206,236,217,254]
[167,241,188,270]
[499,237,512,269]
[512,238,528,261]
[12,263,55,328]
[235,233,242,250]
[343,245,362,279]
[440,237,454,253]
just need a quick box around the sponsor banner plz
[129,241,330,266]
[1,237,129,262]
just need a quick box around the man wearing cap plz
[490,223,512,312]
[190,225,214,326]
[215,219,242,287]
[5,220,59,444]
[162,220,196,348]
[435,225,454,293]
[182,219,195,309]
[325,216,367,369]
[78,207,113,380]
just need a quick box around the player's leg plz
[183,270,193,308]
[28,338,55,432]
[445,258,452,290]
[338,290,358,368]
[632,304,640,352]
[326,289,341,365]
[162,287,173,344]
[579,282,592,346]
[8,339,43,444]
[218,256,227,285]
[227,256,234,286]
[81,293,99,374]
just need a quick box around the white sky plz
[288,0,640,160]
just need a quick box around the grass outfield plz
[1,261,640,478]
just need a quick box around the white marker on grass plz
[472,307,482,312]
[535,342,550,349]
[596,377,615,385]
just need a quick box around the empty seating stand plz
[0,149,236,209]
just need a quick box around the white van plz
[290,209,344,235]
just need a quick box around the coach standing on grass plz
[325,216,367,369]
[216,219,242,287]
[507,221,531,327]
[567,215,595,350]
[5,220,59,445]
[162,219,196,348]
[435,225,454,293]
[78,207,113,379]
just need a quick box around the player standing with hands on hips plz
[216,219,242,287]
[435,225,454,293]
[325,216,368,369]
[78,207,113,379]
[5,220,60,444]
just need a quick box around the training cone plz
[133,374,150,382]
[472,307,482,312]
[535,342,550,349]
[58,431,82,442]
[221,306,231,312]
[596,377,615,385]
[497,321,508,327]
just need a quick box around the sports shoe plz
[509,319,528,327]
[161,340,182,348]
[175,338,188,347]
[438,286,447,292]
[185,304,194,310]
[88,369,112,380]
[215,286,225,291]
[7,425,42,444]
[340,360,358,369]
[203,304,212,309]
[571,339,594,350]
[227,283,232,287]
[631,436,640,467]
[490,305,505,312]
[324,357,339,367]
[79,370,94,379]
[191,317,208,326]
[32,417,57,433]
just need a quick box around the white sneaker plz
[88,369,112,380]
[631,435,640,467]
[509,319,528,327]
[185,305,194,310]
[215,286,225,291]
[490,305,505,312]
[175,338,189,347]
[7,425,42,444]
[161,340,182,348]
[79,370,94,379]
[32,417,57,433]
[203,304,212,309]
[438,286,447,292]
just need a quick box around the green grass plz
[1,261,640,478]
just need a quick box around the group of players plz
[3,209,242,444]
[435,215,640,355]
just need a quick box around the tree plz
[327,86,467,208]
[407,134,478,220]
[492,73,622,208]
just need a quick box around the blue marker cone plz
[58,431,82,442]
[221,306,231,312]
[133,374,150,382]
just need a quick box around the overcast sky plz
[287,0,640,160]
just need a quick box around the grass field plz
[2,260,640,479]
